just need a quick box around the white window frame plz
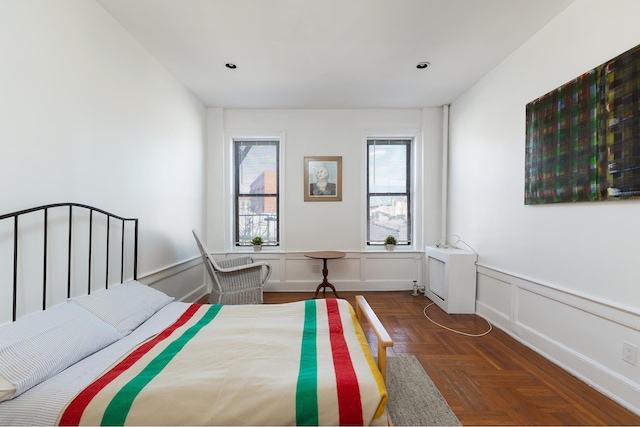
[225,130,286,252]
[362,130,422,251]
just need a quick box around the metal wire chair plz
[192,230,271,304]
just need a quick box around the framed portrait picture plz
[304,156,342,202]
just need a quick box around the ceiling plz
[96,0,574,109]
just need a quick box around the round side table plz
[303,251,346,298]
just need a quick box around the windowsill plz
[223,248,423,256]
[367,249,419,251]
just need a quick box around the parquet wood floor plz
[261,290,640,426]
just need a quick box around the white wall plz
[448,0,640,413]
[0,0,207,318]
[205,108,444,291]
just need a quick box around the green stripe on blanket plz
[296,299,318,425]
[100,304,223,425]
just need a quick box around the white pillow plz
[0,303,122,402]
[70,280,174,336]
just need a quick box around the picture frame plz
[304,156,342,202]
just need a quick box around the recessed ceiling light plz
[416,62,430,69]
[225,63,237,69]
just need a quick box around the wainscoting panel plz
[476,264,640,416]
[476,271,511,323]
[363,256,421,282]
[205,251,423,292]
[139,256,206,303]
[283,256,317,281]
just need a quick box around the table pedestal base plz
[314,282,339,299]
[304,251,345,299]
[313,257,339,299]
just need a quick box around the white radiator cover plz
[425,246,478,314]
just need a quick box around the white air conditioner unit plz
[425,245,477,314]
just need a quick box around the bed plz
[0,203,393,426]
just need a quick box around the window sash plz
[366,139,412,245]
[234,140,279,246]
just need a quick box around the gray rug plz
[385,356,461,426]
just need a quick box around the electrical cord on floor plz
[423,302,492,337]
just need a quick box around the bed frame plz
[355,295,394,381]
[0,202,393,384]
[0,203,138,321]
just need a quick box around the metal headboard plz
[0,203,138,321]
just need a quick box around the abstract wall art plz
[525,43,640,204]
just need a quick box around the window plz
[367,138,412,246]
[234,139,279,247]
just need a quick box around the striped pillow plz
[0,303,122,402]
[70,281,174,336]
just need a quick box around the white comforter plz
[1,300,388,426]
[0,302,189,426]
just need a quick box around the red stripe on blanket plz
[326,299,363,425]
[58,304,203,426]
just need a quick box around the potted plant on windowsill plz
[251,236,264,252]
[384,235,397,251]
